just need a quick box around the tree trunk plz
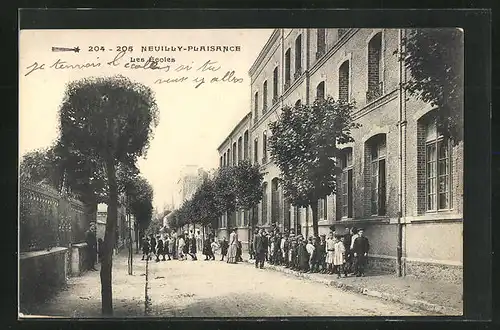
[311,200,319,237]
[100,159,118,316]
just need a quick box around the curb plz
[243,259,461,315]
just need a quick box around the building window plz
[220,156,223,168]
[366,135,386,216]
[232,142,237,166]
[285,48,291,89]
[425,119,452,211]
[316,29,326,59]
[295,99,302,107]
[223,153,227,167]
[341,148,353,218]
[263,80,268,113]
[323,197,328,219]
[295,207,302,235]
[237,137,243,163]
[273,67,279,104]
[227,148,231,166]
[294,34,302,79]
[271,178,279,225]
[367,32,383,103]
[262,182,268,225]
[254,138,259,164]
[262,131,268,163]
[243,130,249,160]
[339,60,350,102]
[316,81,325,101]
[254,92,259,123]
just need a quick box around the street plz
[147,255,426,317]
[25,252,436,318]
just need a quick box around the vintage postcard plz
[19,27,464,318]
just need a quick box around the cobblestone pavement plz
[147,255,431,317]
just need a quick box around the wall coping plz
[405,213,463,224]
[72,243,88,248]
[403,256,462,267]
[20,247,68,260]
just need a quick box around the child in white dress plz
[333,234,346,278]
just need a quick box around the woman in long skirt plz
[226,229,238,263]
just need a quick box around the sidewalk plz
[20,251,147,318]
[241,252,462,316]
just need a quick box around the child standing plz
[210,238,219,260]
[141,236,149,261]
[220,237,229,261]
[306,237,316,273]
[318,234,327,273]
[325,232,335,274]
[333,234,346,278]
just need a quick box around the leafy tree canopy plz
[401,28,464,144]
[269,97,360,207]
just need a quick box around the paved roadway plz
[147,255,427,317]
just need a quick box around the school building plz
[216,28,463,283]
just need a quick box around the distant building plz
[178,165,208,203]
[95,197,132,250]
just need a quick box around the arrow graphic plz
[52,46,80,53]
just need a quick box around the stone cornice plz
[217,112,252,152]
[249,29,281,78]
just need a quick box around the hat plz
[357,228,364,232]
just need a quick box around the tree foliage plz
[58,75,159,315]
[268,97,360,236]
[125,176,154,233]
[401,28,464,144]
[233,160,265,211]
[20,145,64,191]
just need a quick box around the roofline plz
[217,112,252,151]
[248,29,281,78]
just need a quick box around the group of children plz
[249,227,370,278]
[141,230,199,262]
[201,235,244,262]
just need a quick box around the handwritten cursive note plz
[23,50,244,89]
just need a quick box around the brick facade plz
[216,28,463,282]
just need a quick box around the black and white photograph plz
[18,26,464,318]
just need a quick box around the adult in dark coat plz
[253,228,267,269]
[141,236,149,260]
[297,236,310,272]
[352,228,370,276]
[85,223,98,271]
[236,240,243,262]
[149,234,156,259]
[189,235,197,260]
[156,236,164,262]
[203,238,212,260]
[220,236,229,261]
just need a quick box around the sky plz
[19,29,274,210]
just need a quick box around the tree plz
[213,166,237,229]
[125,176,154,250]
[58,75,159,315]
[20,145,64,190]
[233,160,264,237]
[268,97,360,237]
[191,177,221,231]
[400,28,464,144]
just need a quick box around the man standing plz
[352,228,370,277]
[85,222,98,271]
[253,228,266,269]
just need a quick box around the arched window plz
[271,178,280,225]
[243,130,249,160]
[295,34,303,78]
[262,131,268,163]
[273,67,279,103]
[254,138,259,164]
[262,182,268,225]
[285,48,291,89]
[340,148,354,218]
[237,136,243,164]
[316,29,326,59]
[316,81,325,100]
[339,60,350,102]
[254,91,259,122]
[417,114,453,212]
[295,99,302,107]
[364,135,386,216]
[367,32,383,102]
[220,156,223,168]
[263,80,268,113]
[232,142,237,166]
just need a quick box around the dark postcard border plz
[8,7,492,329]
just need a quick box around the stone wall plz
[19,247,68,313]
